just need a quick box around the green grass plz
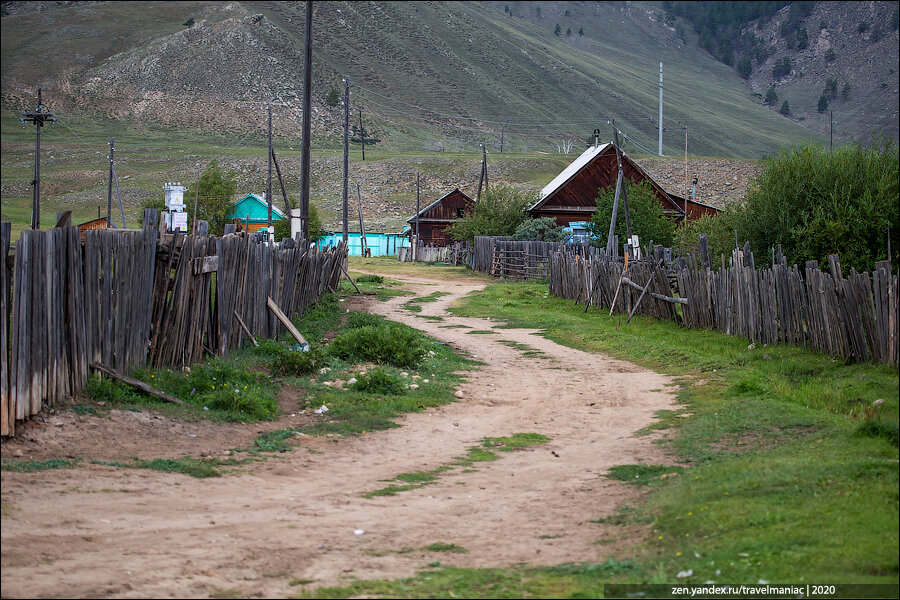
[402,291,451,313]
[91,456,248,478]
[423,543,469,554]
[1,458,82,473]
[606,464,686,486]
[465,329,496,335]
[364,434,550,498]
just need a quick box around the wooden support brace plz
[267,296,308,347]
[233,310,258,347]
[90,362,185,405]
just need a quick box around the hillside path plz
[1,268,676,598]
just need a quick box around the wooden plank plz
[267,296,308,346]
[0,222,10,436]
[234,310,258,347]
[193,255,219,275]
[91,362,185,405]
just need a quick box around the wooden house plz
[229,193,287,234]
[527,143,718,227]
[406,188,474,246]
[76,216,116,242]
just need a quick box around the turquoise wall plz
[317,232,409,257]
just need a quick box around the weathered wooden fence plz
[473,237,597,277]
[549,247,898,368]
[1,214,346,436]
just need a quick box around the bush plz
[446,184,537,242]
[738,140,899,272]
[588,180,675,248]
[673,211,741,261]
[350,367,407,395]
[329,323,425,368]
[817,94,828,113]
[779,101,791,115]
[356,274,384,283]
[325,88,340,107]
[512,217,565,242]
[271,348,325,376]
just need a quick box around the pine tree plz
[817,95,829,113]
[554,23,561,36]
[779,101,791,115]
[765,86,778,106]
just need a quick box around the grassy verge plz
[403,291,451,313]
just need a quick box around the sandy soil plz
[1,269,678,598]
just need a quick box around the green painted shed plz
[229,193,287,233]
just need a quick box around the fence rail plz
[1,212,346,436]
[549,246,898,368]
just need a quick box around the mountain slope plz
[1,0,828,158]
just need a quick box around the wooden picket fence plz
[0,212,346,436]
[549,246,898,368]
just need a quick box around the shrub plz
[356,274,384,283]
[824,48,836,62]
[345,311,384,329]
[350,367,407,395]
[779,100,791,115]
[512,217,565,242]
[673,211,741,261]
[271,348,325,376]
[325,88,340,107]
[183,17,194,27]
[329,323,425,368]
[588,180,675,248]
[817,94,828,113]
[738,139,899,272]
[764,86,778,106]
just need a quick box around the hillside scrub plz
[589,180,675,248]
[739,140,898,272]
[446,184,536,242]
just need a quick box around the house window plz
[456,208,465,218]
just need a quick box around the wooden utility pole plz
[830,111,833,152]
[271,149,291,211]
[22,88,55,230]
[358,109,366,161]
[415,171,420,258]
[606,120,624,252]
[192,167,201,234]
[112,142,125,228]
[500,123,505,153]
[299,0,313,241]
[612,124,631,244]
[106,138,115,228]
[356,183,367,257]
[476,143,488,200]
[684,127,688,219]
[267,104,273,234]
[342,75,350,244]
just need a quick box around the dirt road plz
[1,269,676,598]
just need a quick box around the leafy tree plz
[824,48,836,62]
[186,160,237,236]
[325,89,340,107]
[183,17,195,27]
[737,57,752,79]
[764,86,778,105]
[738,140,899,272]
[817,94,828,113]
[841,83,851,101]
[138,194,167,226]
[446,184,536,242]
[554,23,561,36]
[588,180,675,248]
[512,217,565,242]
[273,203,324,242]
[779,100,790,115]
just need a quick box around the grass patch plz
[422,542,468,554]
[403,291,451,313]
[364,434,549,497]
[91,456,246,478]
[465,329,496,335]
[606,464,686,486]
[438,324,471,329]
[1,458,81,473]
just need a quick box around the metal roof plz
[528,143,611,211]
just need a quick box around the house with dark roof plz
[406,188,474,246]
[527,143,718,227]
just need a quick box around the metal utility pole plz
[22,88,55,230]
[342,75,350,244]
[658,62,663,156]
[358,109,366,161]
[267,104,273,234]
[299,0,314,241]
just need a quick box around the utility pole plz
[830,111,833,152]
[267,104,273,235]
[299,0,314,241]
[612,124,631,244]
[658,62,663,156]
[342,75,350,244]
[107,138,115,228]
[684,127,688,219]
[22,88,55,230]
[476,144,486,201]
[356,183,367,257]
[500,123,505,153]
[358,109,366,161]
[606,119,624,253]
[415,171,420,252]
[483,143,488,191]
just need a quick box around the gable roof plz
[231,193,287,221]
[528,143,685,216]
[406,188,474,224]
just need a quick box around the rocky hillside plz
[746,1,898,144]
